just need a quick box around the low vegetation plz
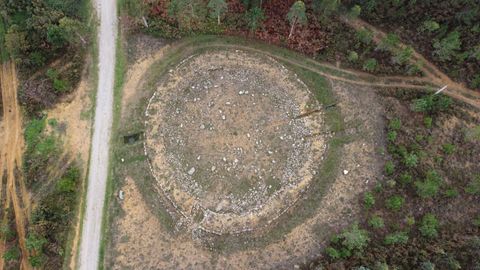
[312,89,480,268]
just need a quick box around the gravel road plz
[78,0,117,269]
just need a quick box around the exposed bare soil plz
[0,62,31,270]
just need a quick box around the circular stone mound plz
[145,50,326,234]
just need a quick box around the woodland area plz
[121,0,479,87]
[0,0,89,268]
[1,0,90,114]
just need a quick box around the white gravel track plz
[78,0,117,269]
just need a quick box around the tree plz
[245,7,265,33]
[287,1,307,39]
[349,5,361,19]
[168,0,207,30]
[433,31,461,61]
[58,17,86,46]
[208,0,228,25]
[313,0,340,17]
[4,24,29,58]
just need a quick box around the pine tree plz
[287,1,307,39]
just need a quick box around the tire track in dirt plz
[191,42,480,110]
[0,62,31,270]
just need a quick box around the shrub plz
[356,28,373,44]
[444,188,459,198]
[415,170,442,198]
[26,233,47,252]
[419,213,439,238]
[471,75,480,89]
[466,175,480,195]
[386,195,404,211]
[340,223,370,251]
[392,46,413,65]
[420,261,435,270]
[384,231,408,245]
[420,20,440,32]
[364,192,375,209]
[412,95,452,113]
[424,117,433,128]
[363,58,377,72]
[389,118,402,130]
[406,216,415,226]
[347,51,359,62]
[349,5,361,18]
[3,246,20,261]
[404,153,418,168]
[442,143,455,155]
[373,262,389,270]
[399,173,413,185]
[325,247,340,260]
[384,161,395,175]
[368,215,384,229]
[433,31,461,62]
[387,130,397,142]
[245,7,265,33]
[377,33,400,51]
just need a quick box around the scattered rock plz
[188,167,196,175]
[343,170,349,175]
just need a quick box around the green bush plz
[405,216,415,226]
[389,118,402,130]
[363,58,378,72]
[392,46,413,65]
[3,246,20,261]
[424,117,433,128]
[377,33,400,51]
[471,74,480,89]
[433,31,461,62]
[412,95,452,113]
[347,51,359,62]
[419,213,439,238]
[368,215,384,229]
[325,246,340,260]
[26,233,47,252]
[384,161,395,175]
[415,170,442,198]
[404,153,418,168]
[340,223,370,251]
[444,188,459,198]
[399,173,413,185]
[363,192,375,209]
[387,130,397,142]
[356,28,373,44]
[386,195,404,211]
[420,261,435,270]
[420,20,440,32]
[384,231,409,245]
[442,143,455,155]
[349,5,361,18]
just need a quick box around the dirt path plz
[78,0,117,269]
[183,42,480,110]
[341,17,480,109]
[0,62,31,270]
